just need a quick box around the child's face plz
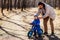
[34,16,38,19]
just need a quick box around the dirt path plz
[0,8,60,40]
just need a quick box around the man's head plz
[38,2,45,9]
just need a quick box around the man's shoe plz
[51,32,54,35]
[44,32,48,35]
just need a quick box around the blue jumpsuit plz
[31,19,43,36]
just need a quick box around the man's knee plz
[50,18,53,25]
[43,18,49,26]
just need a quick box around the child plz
[28,15,43,38]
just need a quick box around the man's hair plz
[38,2,44,6]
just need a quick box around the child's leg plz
[37,26,43,37]
[31,26,36,35]
[32,26,37,37]
[33,30,36,36]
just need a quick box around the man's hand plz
[38,17,43,19]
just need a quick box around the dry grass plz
[55,9,60,15]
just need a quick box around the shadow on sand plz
[32,34,60,40]
[0,26,24,40]
[47,35,60,40]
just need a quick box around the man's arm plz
[35,9,41,16]
[42,7,49,18]
[38,8,49,19]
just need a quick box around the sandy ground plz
[0,8,60,40]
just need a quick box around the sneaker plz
[44,32,48,35]
[51,32,54,35]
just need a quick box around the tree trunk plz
[33,0,36,7]
[14,0,17,9]
[1,0,3,13]
[54,0,56,8]
[9,0,12,10]
[7,0,9,11]
[59,0,60,9]
[17,0,20,9]
[3,0,6,9]
[44,0,46,3]
[21,0,26,11]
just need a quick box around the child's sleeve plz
[30,20,40,25]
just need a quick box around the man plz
[35,2,56,35]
